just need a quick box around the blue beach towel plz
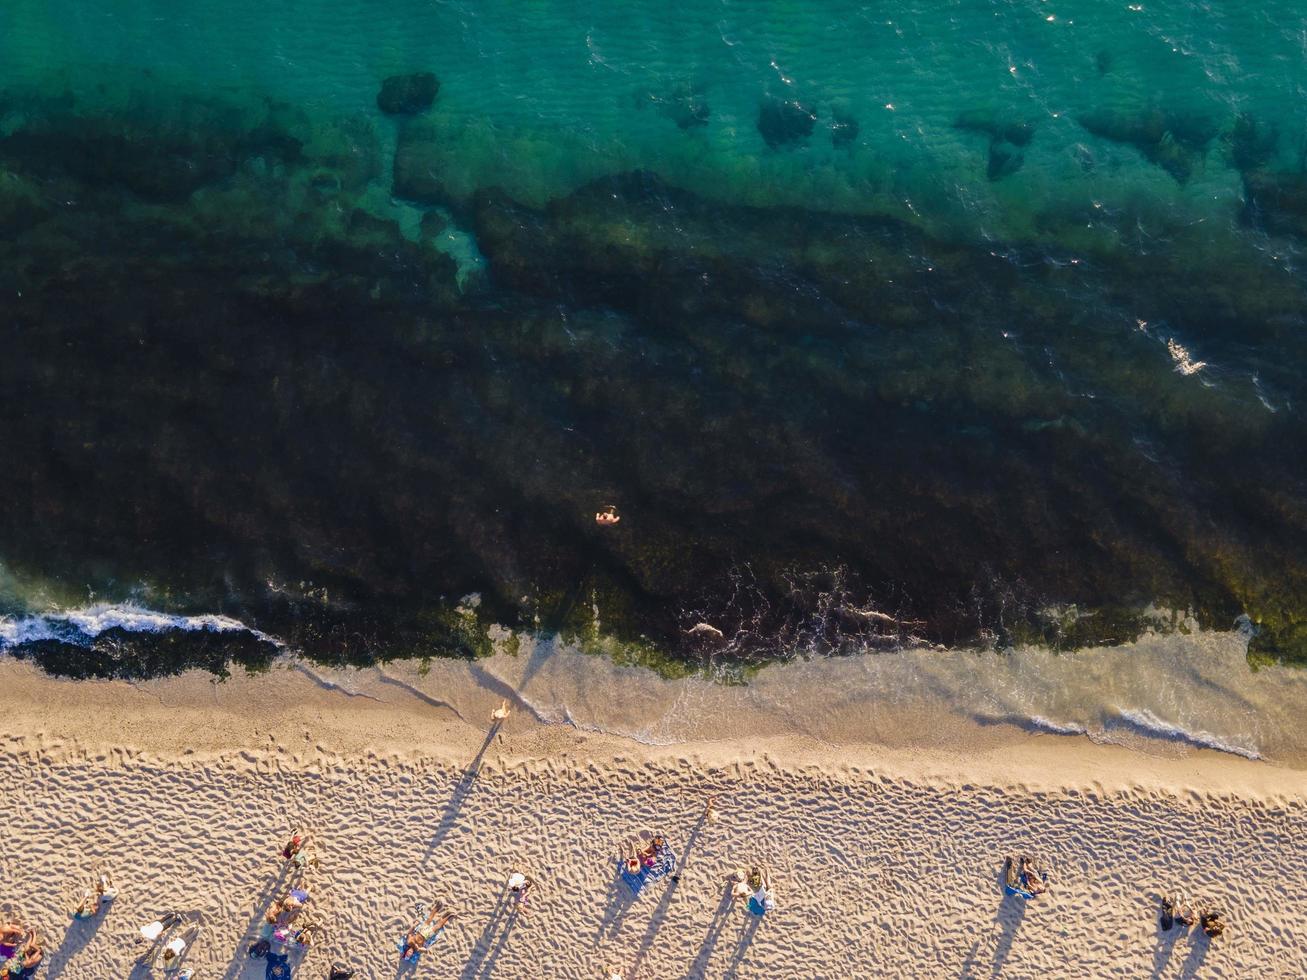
[646,846,677,881]
[397,914,444,963]
[618,845,678,895]
[619,861,647,896]
[1004,869,1038,899]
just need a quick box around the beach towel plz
[645,846,677,881]
[619,861,647,896]
[265,951,291,979]
[619,844,678,895]
[1004,872,1037,899]
[397,911,444,963]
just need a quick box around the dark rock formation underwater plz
[2,81,1307,678]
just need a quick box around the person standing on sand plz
[507,871,536,913]
[491,700,510,724]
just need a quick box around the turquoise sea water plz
[3,0,1305,226]
[1,0,1307,682]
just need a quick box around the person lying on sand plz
[264,891,309,928]
[11,931,43,975]
[623,839,643,876]
[400,905,454,960]
[282,832,318,870]
[1199,908,1227,939]
[1018,856,1048,895]
[0,923,25,955]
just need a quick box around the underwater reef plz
[1,85,1307,678]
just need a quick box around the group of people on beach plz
[1004,853,1230,943]
[1161,896,1228,939]
[4,698,1234,978]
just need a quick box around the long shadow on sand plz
[47,913,109,979]
[686,885,736,978]
[721,912,762,979]
[1176,929,1211,979]
[989,894,1027,977]
[1149,903,1185,980]
[421,724,501,866]
[458,891,515,980]
[218,862,296,980]
[595,869,639,944]
[627,809,709,977]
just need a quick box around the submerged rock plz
[1230,111,1278,175]
[377,72,440,115]
[638,81,710,130]
[831,111,859,148]
[757,96,816,149]
[954,109,1035,148]
[986,140,1024,181]
[393,122,447,203]
[1077,106,1218,184]
[1241,170,1307,238]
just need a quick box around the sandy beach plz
[2,656,1305,979]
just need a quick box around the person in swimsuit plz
[400,905,453,960]
[0,923,24,958]
[72,866,118,919]
[11,933,42,976]
[1019,856,1048,895]
[507,872,536,912]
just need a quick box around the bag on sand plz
[328,965,356,980]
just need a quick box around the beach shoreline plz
[4,658,1306,978]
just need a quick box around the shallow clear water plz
[2,1,1307,754]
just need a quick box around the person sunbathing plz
[401,905,453,960]
[14,932,42,974]
[0,922,25,956]
[264,891,309,928]
[1019,856,1048,895]
[1200,909,1227,939]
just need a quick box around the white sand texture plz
[1,658,1305,979]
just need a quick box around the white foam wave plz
[1103,707,1260,760]
[1025,715,1091,736]
[0,602,281,651]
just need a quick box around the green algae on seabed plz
[1,63,1307,677]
